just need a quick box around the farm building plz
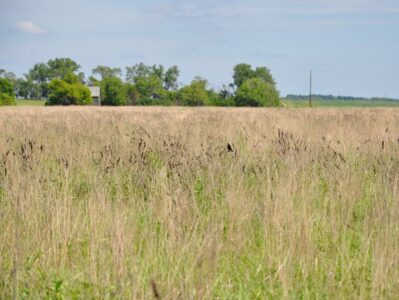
[88,86,101,105]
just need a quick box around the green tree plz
[63,73,81,85]
[125,83,140,105]
[16,78,29,99]
[1,71,17,85]
[254,66,276,86]
[164,66,180,90]
[77,72,86,84]
[126,63,171,103]
[126,63,164,81]
[28,63,51,98]
[28,63,50,84]
[0,77,16,106]
[126,63,179,92]
[87,76,101,86]
[233,63,276,88]
[219,83,235,98]
[28,58,83,98]
[212,84,235,106]
[151,65,165,81]
[0,70,19,98]
[0,77,15,97]
[159,90,177,105]
[92,65,122,80]
[233,63,254,87]
[178,78,210,106]
[47,58,81,79]
[125,63,152,83]
[47,78,92,105]
[235,78,280,107]
[101,77,126,106]
[135,75,163,100]
[0,92,16,106]
[20,76,41,99]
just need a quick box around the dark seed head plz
[151,280,161,299]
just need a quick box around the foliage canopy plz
[4,58,282,107]
[235,78,280,107]
[101,77,126,106]
[177,78,210,106]
[47,79,92,105]
[0,77,16,106]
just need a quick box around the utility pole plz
[309,71,312,108]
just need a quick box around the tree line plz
[0,58,280,107]
[286,94,399,102]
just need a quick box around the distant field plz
[1,107,398,299]
[16,99,46,106]
[282,99,399,107]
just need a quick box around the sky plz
[1,0,399,98]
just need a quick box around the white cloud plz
[13,20,49,35]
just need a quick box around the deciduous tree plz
[101,77,126,106]
[0,77,16,105]
[47,58,81,79]
[178,77,210,106]
[235,78,280,107]
[164,66,180,90]
[47,78,92,105]
[233,63,276,88]
[92,66,122,80]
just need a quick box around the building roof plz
[88,86,101,97]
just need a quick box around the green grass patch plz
[282,99,399,108]
[16,99,46,106]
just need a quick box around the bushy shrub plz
[208,90,235,107]
[0,78,16,106]
[211,96,235,107]
[0,92,16,106]
[136,90,177,106]
[177,80,209,106]
[47,79,92,105]
[70,84,92,105]
[0,78,15,97]
[235,78,280,107]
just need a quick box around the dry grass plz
[0,106,399,299]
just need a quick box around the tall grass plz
[1,107,398,299]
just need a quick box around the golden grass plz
[1,107,399,299]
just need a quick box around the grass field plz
[1,107,399,299]
[16,99,46,106]
[282,99,399,108]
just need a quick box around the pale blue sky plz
[1,0,398,97]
